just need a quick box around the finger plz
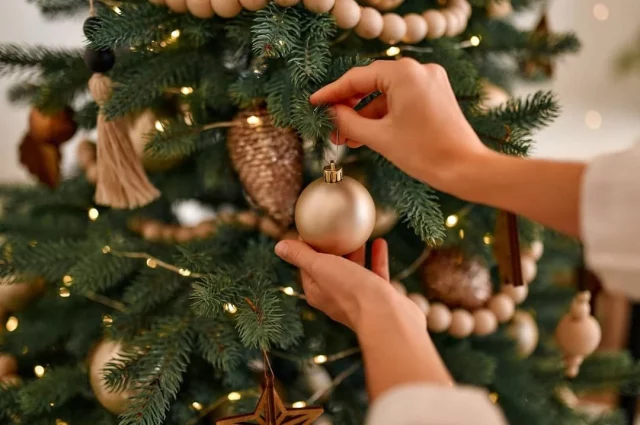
[310,61,394,105]
[333,104,385,149]
[347,140,363,148]
[275,240,319,272]
[356,95,388,120]
[345,245,366,267]
[371,238,390,281]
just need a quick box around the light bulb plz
[228,392,242,401]
[88,208,99,221]
[313,355,328,364]
[445,214,459,227]
[386,46,401,56]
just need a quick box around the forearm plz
[357,297,453,401]
[442,149,585,238]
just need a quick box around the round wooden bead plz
[556,314,601,357]
[162,225,178,243]
[408,293,430,315]
[211,0,242,17]
[402,13,427,44]
[77,140,96,169]
[274,0,301,6]
[235,211,259,228]
[355,8,384,39]
[488,293,516,323]
[193,220,216,239]
[379,13,407,44]
[473,309,498,336]
[141,221,163,241]
[239,0,267,10]
[259,217,283,239]
[0,355,18,377]
[529,240,544,261]
[217,210,235,224]
[501,284,528,305]
[450,0,471,17]
[521,256,537,284]
[303,0,335,13]
[423,10,447,39]
[427,302,452,333]
[166,0,188,12]
[442,10,461,37]
[391,281,407,296]
[331,0,361,29]
[280,230,299,241]
[85,163,98,184]
[452,7,468,33]
[187,0,215,17]
[174,226,194,244]
[449,309,474,338]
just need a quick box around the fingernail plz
[275,241,288,259]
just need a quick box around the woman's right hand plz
[310,59,492,195]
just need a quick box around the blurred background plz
[1,0,639,183]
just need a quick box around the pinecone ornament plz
[227,108,302,228]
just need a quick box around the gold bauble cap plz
[323,161,343,183]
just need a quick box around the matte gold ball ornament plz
[295,161,376,256]
[508,310,539,357]
[89,340,131,415]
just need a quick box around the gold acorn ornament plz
[227,108,303,228]
[555,291,602,378]
[295,161,376,256]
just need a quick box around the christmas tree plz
[0,0,638,424]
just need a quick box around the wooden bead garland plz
[151,0,472,44]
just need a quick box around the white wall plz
[0,0,639,183]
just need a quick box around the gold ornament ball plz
[295,162,375,256]
[421,248,493,310]
[508,311,539,357]
[89,340,131,415]
[0,278,45,312]
[0,354,18,377]
[371,207,399,238]
[128,110,184,172]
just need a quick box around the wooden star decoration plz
[216,378,324,425]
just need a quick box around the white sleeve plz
[582,144,640,300]
[366,384,507,425]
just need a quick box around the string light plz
[63,275,73,286]
[56,420,69,425]
[102,315,113,327]
[146,258,158,268]
[489,392,499,404]
[22,346,29,354]
[469,36,481,46]
[49,402,55,407]
[458,229,465,239]
[585,110,602,129]
[155,120,165,132]
[112,6,122,14]
[224,303,238,314]
[483,234,493,245]
[88,208,100,221]
[313,355,328,365]
[180,87,194,95]
[5,316,18,332]
[191,402,203,411]
[178,268,192,277]
[59,287,71,298]
[246,115,262,127]
[283,287,295,296]
[227,392,242,401]
[593,3,609,21]
[385,46,401,57]
[34,365,46,378]
[445,214,459,227]
[171,29,181,39]
[102,245,111,254]
[292,401,307,408]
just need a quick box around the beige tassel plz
[89,73,160,209]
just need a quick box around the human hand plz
[274,238,425,333]
[310,59,491,195]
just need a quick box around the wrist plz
[354,290,417,345]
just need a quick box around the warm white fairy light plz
[180,87,194,95]
[49,402,55,407]
[171,29,181,39]
[112,6,122,14]
[585,110,602,129]
[283,287,295,296]
[489,392,499,404]
[313,354,328,365]
[445,214,459,227]
[593,3,609,21]
[63,275,73,287]
[55,420,69,425]
[386,46,401,57]
[224,303,238,314]
[178,268,192,277]
[155,120,165,132]
[227,392,242,401]
[102,315,113,327]
[146,258,158,268]
[102,245,111,254]
[469,36,481,46]
[59,287,71,298]
[88,208,100,221]
[483,234,493,245]
[34,365,46,378]
[292,401,307,408]
[458,229,465,239]
[246,115,262,127]
[5,316,18,332]
[191,402,203,411]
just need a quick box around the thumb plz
[333,104,385,150]
[275,240,319,272]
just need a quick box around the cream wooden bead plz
[162,225,178,243]
[450,0,471,18]
[149,0,166,5]
[379,13,407,44]
[235,211,259,228]
[402,13,427,44]
[166,0,188,13]
[174,226,195,244]
[259,217,283,239]
[502,284,528,305]
[423,10,447,39]
[452,7,469,33]
[331,0,361,29]
[442,10,462,37]
[275,0,301,7]
[391,281,407,296]
[427,302,452,333]
[529,240,544,261]
[488,293,515,323]
[239,0,267,10]
[355,8,384,39]
[521,256,537,284]
[187,0,215,17]
[211,0,242,17]
[303,0,335,13]
[141,221,163,241]
[473,309,498,336]
[449,309,474,338]
[408,293,430,315]
[194,220,216,239]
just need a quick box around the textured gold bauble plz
[0,278,45,312]
[295,162,376,256]
[89,340,131,415]
[421,248,493,310]
[507,310,539,357]
[228,108,303,228]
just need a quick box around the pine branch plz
[235,291,285,350]
[68,249,139,293]
[0,44,83,76]
[122,269,184,314]
[491,91,560,131]
[18,366,87,414]
[191,269,242,317]
[7,237,86,282]
[286,13,334,87]
[252,4,302,58]
[194,317,245,371]
[29,0,88,17]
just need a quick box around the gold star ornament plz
[217,378,324,425]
